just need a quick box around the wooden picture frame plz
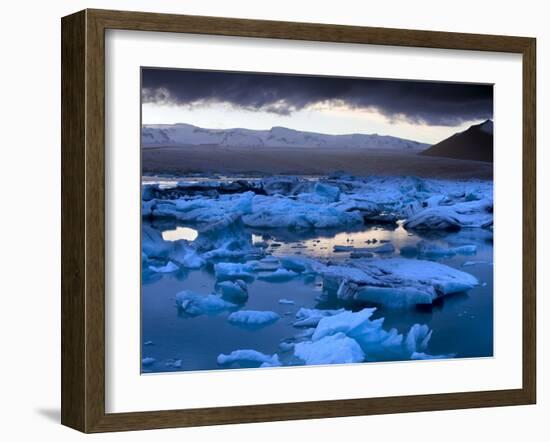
[61,8,536,433]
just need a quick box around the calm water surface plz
[142,219,493,373]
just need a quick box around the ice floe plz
[332,258,479,307]
[148,261,179,273]
[228,310,280,327]
[257,268,298,282]
[294,332,365,365]
[216,280,248,302]
[175,290,236,316]
[217,350,281,368]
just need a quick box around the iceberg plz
[242,195,363,229]
[339,258,479,306]
[404,324,432,354]
[217,349,281,368]
[175,290,236,316]
[246,257,281,272]
[293,308,346,327]
[228,310,280,327]
[311,308,404,358]
[214,262,255,282]
[294,332,365,365]
[216,280,248,302]
[257,268,298,282]
[148,261,179,273]
[404,198,493,231]
[170,242,205,269]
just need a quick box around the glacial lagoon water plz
[142,218,493,373]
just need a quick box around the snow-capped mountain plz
[141,123,429,151]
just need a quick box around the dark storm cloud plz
[142,68,493,126]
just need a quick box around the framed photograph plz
[61,9,536,433]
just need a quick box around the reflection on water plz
[162,226,199,242]
[142,219,493,373]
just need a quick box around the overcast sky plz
[141,68,493,144]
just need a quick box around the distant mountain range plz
[141,123,429,151]
[420,120,493,163]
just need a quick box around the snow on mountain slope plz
[141,123,429,151]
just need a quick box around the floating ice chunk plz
[416,241,477,259]
[148,261,179,273]
[242,195,363,229]
[365,243,395,254]
[354,286,435,308]
[350,258,479,300]
[314,182,341,202]
[279,256,321,273]
[214,262,255,281]
[294,332,365,365]
[350,251,374,259]
[293,308,346,327]
[411,352,454,360]
[142,225,172,258]
[170,242,205,269]
[261,176,308,196]
[216,280,248,302]
[312,308,403,356]
[463,260,491,267]
[175,290,236,316]
[404,324,432,354]
[165,358,183,368]
[228,310,280,327]
[246,257,280,272]
[258,268,298,282]
[279,298,295,305]
[453,245,477,255]
[142,199,156,217]
[404,198,493,231]
[333,245,354,252]
[217,350,281,368]
[279,341,295,352]
[142,357,155,366]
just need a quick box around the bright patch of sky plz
[142,101,477,145]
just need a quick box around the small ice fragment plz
[279,341,295,352]
[405,324,432,354]
[365,243,395,253]
[144,340,154,346]
[279,298,295,305]
[228,310,280,327]
[214,262,254,281]
[293,308,345,327]
[333,245,354,252]
[175,290,236,316]
[258,268,298,282]
[142,357,155,366]
[217,280,248,302]
[148,261,179,273]
[411,352,454,360]
[350,251,374,259]
[217,350,281,368]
